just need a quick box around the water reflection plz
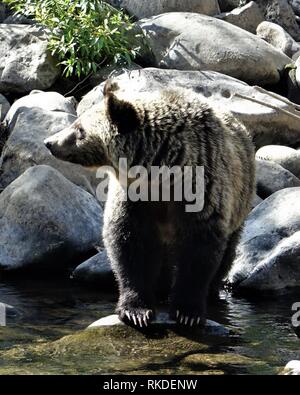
[0,279,299,374]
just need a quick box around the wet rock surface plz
[88,313,230,337]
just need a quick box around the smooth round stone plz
[281,360,300,375]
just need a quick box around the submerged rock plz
[182,352,262,371]
[0,312,271,375]
[0,165,102,271]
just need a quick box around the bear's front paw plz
[118,307,154,328]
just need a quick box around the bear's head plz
[44,81,139,169]
[45,80,199,170]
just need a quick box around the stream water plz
[0,277,299,375]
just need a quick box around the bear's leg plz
[171,225,227,326]
[104,204,163,328]
[209,228,242,300]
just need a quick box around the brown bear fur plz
[45,80,256,327]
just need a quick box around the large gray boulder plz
[5,91,77,125]
[0,107,97,193]
[228,188,300,293]
[0,24,59,94]
[256,159,300,198]
[79,68,300,149]
[139,13,291,85]
[0,165,102,271]
[256,145,300,178]
[257,21,300,58]
[216,1,264,34]
[106,0,220,18]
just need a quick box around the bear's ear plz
[104,80,140,134]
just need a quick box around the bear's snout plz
[44,139,54,150]
[44,127,77,162]
[44,135,61,156]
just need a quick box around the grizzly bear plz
[45,80,255,328]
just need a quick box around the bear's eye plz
[77,126,86,140]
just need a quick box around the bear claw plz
[119,308,153,328]
[175,310,202,327]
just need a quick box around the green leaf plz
[3,0,140,78]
